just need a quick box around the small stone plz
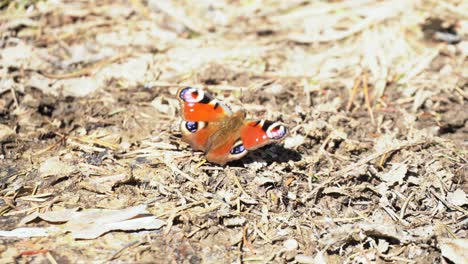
[39,157,74,177]
[287,192,297,201]
[284,135,305,149]
[223,216,246,227]
[314,251,328,264]
[377,239,390,253]
[283,238,298,251]
[119,141,131,151]
[59,77,101,97]
[295,254,314,264]
[407,176,421,185]
[457,41,468,57]
[267,83,285,95]
[447,189,468,206]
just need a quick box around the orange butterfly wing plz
[205,136,245,165]
[177,87,288,165]
[181,113,249,165]
[177,87,231,122]
[178,87,232,152]
[180,121,212,151]
[240,120,288,150]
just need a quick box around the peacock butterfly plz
[177,87,288,165]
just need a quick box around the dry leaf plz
[223,216,246,227]
[79,173,128,194]
[54,77,102,97]
[313,251,328,264]
[38,157,75,177]
[440,238,468,264]
[0,42,43,69]
[380,163,407,185]
[446,189,468,206]
[17,205,165,239]
[70,216,165,239]
[20,208,79,225]
[0,227,56,238]
[295,254,314,264]
[412,89,433,112]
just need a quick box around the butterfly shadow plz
[229,144,302,167]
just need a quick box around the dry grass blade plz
[362,71,375,125]
[242,225,255,254]
[41,52,131,79]
[346,74,362,112]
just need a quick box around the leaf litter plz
[0,0,467,263]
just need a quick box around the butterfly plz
[177,87,288,165]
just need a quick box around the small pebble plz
[295,254,314,264]
[287,192,297,201]
[283,238,298,251]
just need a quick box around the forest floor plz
[0,0,467,263]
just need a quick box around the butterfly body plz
[177,87,287,165]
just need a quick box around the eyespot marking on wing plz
[230,140,246,155]
[266,123,287,140]
[179,87,205,103]
[185,121,197,132]
[182,121,207,133]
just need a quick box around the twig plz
[187,224,208,238]
[45,252,58,264]
[378,152,389,168]
[107,240,142,261]
[381,206,406,224]
[318,133,335,170]
[400,192,415,220]
[0,198,19,211]
[253,224,272,244]
[455,86,467,100]
[164,159,205,191]
[242,225,255,254]
[362,71,375,125]
[40,52,131,79]
[346,75,362,111]
[34,133,67,156]
[156,201,205,218]
[9,87,19,108]
[429,188,468,215]
[388,256,416,263]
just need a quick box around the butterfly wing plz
[178,87,232,153]
[205,137,248,165]
[180,121,212,151]
[203,119,288,165]
[177,87,288,165]
[182,111,249,165]
[177,87,232,122]
[240,120,288,150]
[181,120,248,165]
